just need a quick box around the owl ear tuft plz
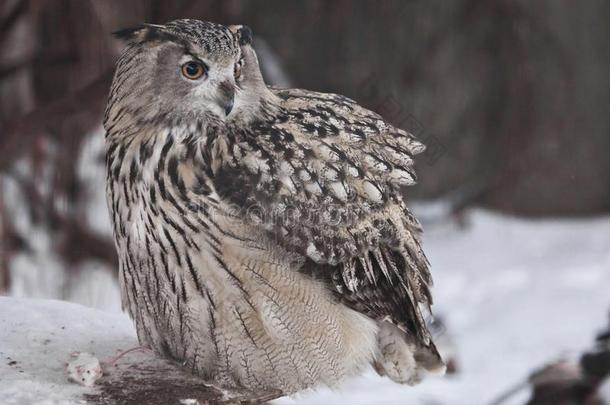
[238,25,253,46]
[112,24,146,40]
[230,25,253,46]
[112,24,168,43]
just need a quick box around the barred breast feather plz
[209,88,438,350]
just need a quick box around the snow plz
[0,298,135,405]
[2,209,610,404]
[278,210,610,405]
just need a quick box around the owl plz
[104,19,444,395]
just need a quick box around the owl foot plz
[374,322,424,386]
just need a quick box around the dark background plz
[1,0,609,291]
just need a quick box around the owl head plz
[106,19,268,131]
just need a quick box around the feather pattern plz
[211,88,435,346]
[104,19,443,392]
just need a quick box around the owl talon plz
[375,321,427,386]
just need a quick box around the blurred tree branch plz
[0,0,28,42]
[0,70,112,173]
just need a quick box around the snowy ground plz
[277,210,610,405]
[2,209,609,404]
[0,298,136,405]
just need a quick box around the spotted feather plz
[210,88,437,348]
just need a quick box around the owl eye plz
[181,61,207,80]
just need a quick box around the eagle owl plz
[104,19,444,394]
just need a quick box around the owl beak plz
[217,80,235,116]
[223,96,234,116]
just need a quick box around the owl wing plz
[210,88,436,350]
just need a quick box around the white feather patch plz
[317,144,340,162]
[243,152,269,175]
[305,181,323,195]
[362,180,383,203]
[279,175,297,194]
[320,166,339,182]
[363,154,389,172]
[306,242,323,262]
[329,181,349,201]
[389,168,416,185]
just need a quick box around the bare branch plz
[0,70,112,173]
[0,0,29,41]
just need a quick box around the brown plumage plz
[104,19,444,395]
